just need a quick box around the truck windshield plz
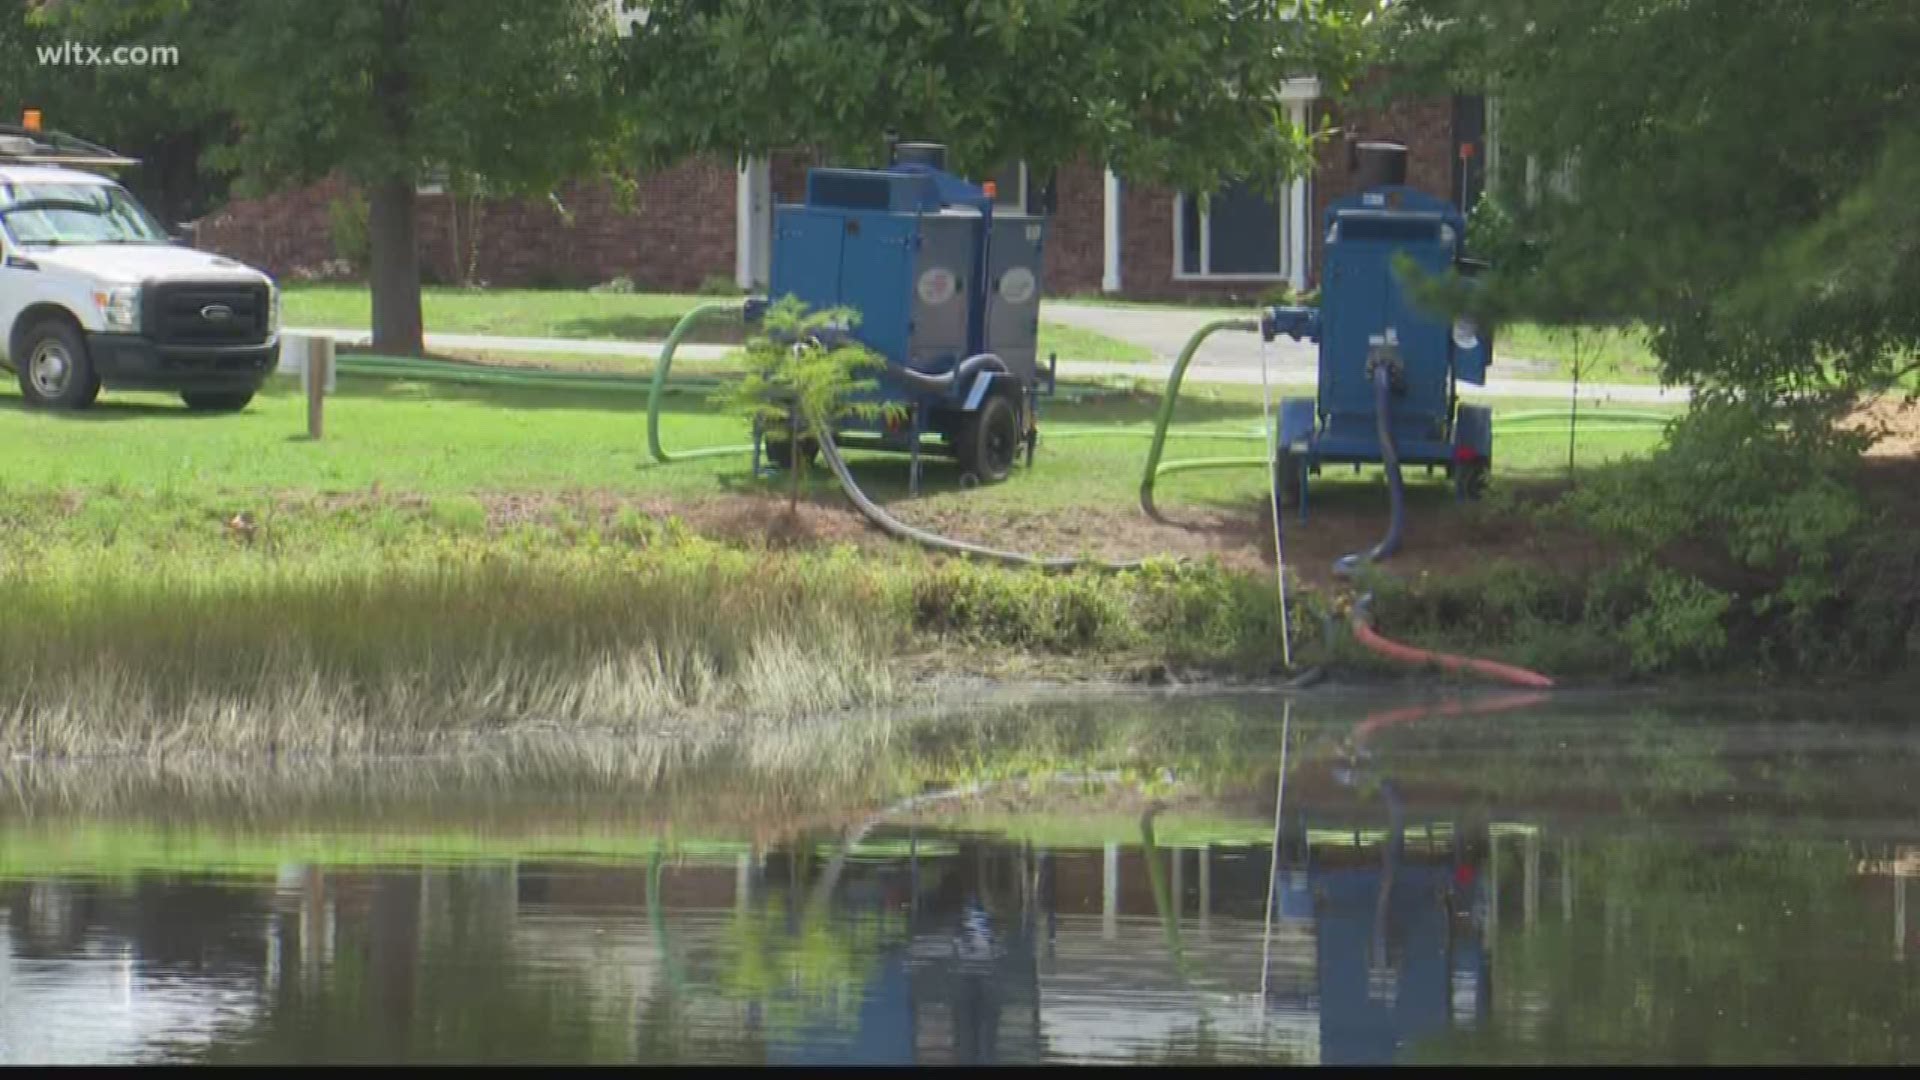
[0,182,170,246]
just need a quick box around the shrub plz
[1561,398,1878,668]
[327,191,371,270]
[589,275,637,295]
[1623,568,1731,674]
[697,274,747,297]
[1257,283,1320,308]
[712,298,895,509]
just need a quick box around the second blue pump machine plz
[1262,140,1496,515]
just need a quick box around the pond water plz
[1,690,1917,1065]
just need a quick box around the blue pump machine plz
[1262,142,1496,514]
[762,142,1051,495]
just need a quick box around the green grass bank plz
[0,344,1913,759]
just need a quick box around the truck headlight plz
[267,283,281,334]
[92,286,141,332]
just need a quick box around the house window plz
[1175,177,1299,280]
[989,160,1028,213]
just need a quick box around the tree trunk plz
[368,178,424,356]
[368,0,420,356]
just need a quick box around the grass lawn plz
[0,375,1673,510]
[1494,323,1664,385]
[282,284,1154,364]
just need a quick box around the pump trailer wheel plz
[764,435,820,470]
[954,392,1020,483]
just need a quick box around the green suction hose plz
[647,300,752,463]
[337,354,722,395]
[1153,455,1272,478]
[1046,426,1268,442]
[1138,317,1263,519]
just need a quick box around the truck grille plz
[144,281,269,346]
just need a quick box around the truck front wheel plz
[16,319,100,410]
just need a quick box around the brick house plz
[193,78,1490,305]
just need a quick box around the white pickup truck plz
[0,126,279,411]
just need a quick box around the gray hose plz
[1333,363,1406,578]
[812,416,1147,573]
[889,353,1008,396]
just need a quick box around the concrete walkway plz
[1039,301,1690,405]
[292,326,738,362]
[290,317,1690,406]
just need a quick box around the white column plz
[1102,841,1119,940]
[1199,845,1211,934]
[735,155,770,290]
[1101,167,1122,293]
[1288,99,1311,292]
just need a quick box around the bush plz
[327,191,370,270]
[1549,397,1920,675]
[1257,283,1319,308]
[1564,400,1868,639]
[905,557,1312,672]
[1623,568,1731,674]
[909,560,1129,653]
[697,274,747,297]
[712,297,895,509]
[589,275,637,295]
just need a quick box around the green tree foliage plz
[713,298,895,509]
[619,0,1376,194]
[1385,0,1920,407]
[34,0,624,356]
[0,0,226,225]
[201,0,622,355]
[1381,1,1920,671]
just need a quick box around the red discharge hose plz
[1323,363,1557,691]
[1348,689,1552,745]
[1349,596,1556,689]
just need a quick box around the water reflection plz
[0,691,1917,1064]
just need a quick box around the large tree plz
[1382,0,1920,408]
[208,0,622,355]
[620,0,1374,198]
[36,0,624,356]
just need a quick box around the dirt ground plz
[1852,393,1920,458]
[443,481,1612,590]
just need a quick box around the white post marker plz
[279,333,336,440]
